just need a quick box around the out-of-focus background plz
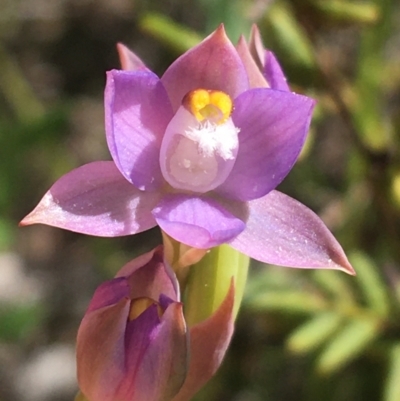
[1,0,400,400]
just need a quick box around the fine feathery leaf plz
[316,317,382,375]
[384,343,400,401]
[287,311,343,354]
[349,251,391,317]
[246,290,328,315]
[312,269,356,305]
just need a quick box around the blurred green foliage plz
[1,0,400,400]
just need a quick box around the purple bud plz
[76,246,188,401]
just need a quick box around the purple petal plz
[152,194,245,249]
[217,89,315,201]
[120,303,187,401]
[117,43,148,71]
[116,246,178,301]
[86,277,130,313]
[161,25,249,112]
[236,35,268,89]
[264,51,290,91]
[105,70,173,191]
[248,24,266,71]
[77,298,130,401]
[229,191,355,274]
[248,25,290,91]
[20,161,160,236]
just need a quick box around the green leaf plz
[312,269,355,305]
[352,0,393,151]
[199,0,250,42]
[287,312,343,354]
[312,0,379,24]
[316,317,381,375]
[264,1,315,69]
[246,290,328,315]
[384,343,400,401]
[139,14,202,54]
[0,218,15,251]
[0,304,43,342]
[349,251,390,317]
[0,42,45,121]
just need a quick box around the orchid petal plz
[236,35,268,88]
[20,161,160,236]
[121,302,188,401]
[86,277,130,313]
[117,43,148,71]
[264,51,290,91]
[152,195,245,249]
[248,24,266,71]
[172,279,235,401]
[248,25,289,91]
[105,70,173,191]
[217,89,315,201]
[116,246,178,301]
[161,25,249,111]
[77,298,130,401]
[229,191,355,274]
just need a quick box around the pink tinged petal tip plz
[248,24,265,71]
[229,191,355,274]
[161,24,249,111]
[20,161,160,237]
[236,35,269,89]
[117,43,148,71]
[116,246,179,301]
[105,69,174,191]
[218,89,315,201]
[152,194,246,249]
[248,25,289,91]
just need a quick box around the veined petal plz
[264,51,290,91]
[229,191,355,274]
[172,279,235,401]
[152,194,245,249]
[20,161,160,236]
[117,43,148,71]
[161,25,249,112]
[236,35,269,89]
[217,89,315,201]
[105,69,174,191]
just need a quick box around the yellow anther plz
[128,297,163,320]
[184,89,233,124]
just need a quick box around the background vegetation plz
[0,0,399,400]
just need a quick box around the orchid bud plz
[76,246,188,401]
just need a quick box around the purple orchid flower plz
[21,25,353,274]
[76,245,236,401]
